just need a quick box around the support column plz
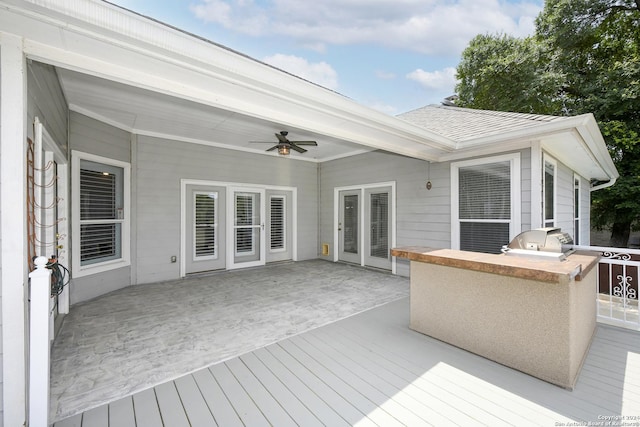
[1,32,28,426]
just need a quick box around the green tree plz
[455,0,640,247]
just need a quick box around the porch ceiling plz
[57,68,371,162]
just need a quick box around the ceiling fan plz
[250,131,317,155]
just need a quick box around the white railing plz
[29,256,52,427]
[572,245,640,331]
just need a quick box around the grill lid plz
[502,227,574,260]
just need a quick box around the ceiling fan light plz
[278,145,290,155]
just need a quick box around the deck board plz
[154,382,189,427]
[108,397,136,427]
[191,368,243,427]
[278,339,405,426]
[53,413,82,427]
[174,375,217,426]
[251,346,350,426]
[262,344,376,426]
[311,325,544,426]
[239,351,325,426]
[225,357,298,426]
[208,363,270,426]
[80,405,107,427]
[55,297,640,426]
[131,388,162,427]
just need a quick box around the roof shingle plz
[397,104,570,143]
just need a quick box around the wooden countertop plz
[391,246,600,284]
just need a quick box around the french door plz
[364,188,392,269]
[228,187,266,269]
[338,185,393,270]
[185,185,226,274]
[338,190,361,264]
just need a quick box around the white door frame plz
[333,181,396,274]
[180,179,297,276]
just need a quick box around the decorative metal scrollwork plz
[602,251,632,261]
[613,274,637,308]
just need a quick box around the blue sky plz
[109,0,543,115]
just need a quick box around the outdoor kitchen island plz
[391,246,600,390]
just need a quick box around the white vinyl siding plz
[72,151,131,277]
[543,155,557,228]
[451,153,521,254]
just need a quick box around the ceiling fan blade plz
[249,141,276,144]
[275,132,288,143]
[289,141,317,146]
[289,144,307,153]
[266,145,279,151]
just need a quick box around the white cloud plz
[263,54,338,90]
[189,0,543,55]
[407,67,457,90]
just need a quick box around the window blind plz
[458,161,511,254]
[236,194,255,253]
[80,169,116,220]
[270,196,285,251]
[343,194,359,254]
[80,223,120,262]
[194,193,216,258]
[370,192,388,259]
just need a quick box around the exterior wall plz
[319,149,532,276]
[27,62,68,150]
[134,135,318,285]
[580,176,591,245]
[69,112,132,303]
[556,160,575,237]
[24,60,68,424]
[69,114,318,301]
[319,151,451,276]
[520,147,532,232]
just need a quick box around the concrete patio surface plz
[50,260,409,421]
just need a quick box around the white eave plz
[0,0,620,181]
[0,0,454,161]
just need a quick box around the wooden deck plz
[54,298,640,426]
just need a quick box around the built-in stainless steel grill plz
[502,227,574,260]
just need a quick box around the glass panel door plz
[185,185,226,274]
[229,188,265,268]
[338,190,361,264]
[364,187,392,270]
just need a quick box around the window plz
[574,175,581,245]
[72,151,130,276]
[270,196,286,252]
[235,193,257,255]
[194,192,217,259]
[543,155,557,228]
[452,154,520,254]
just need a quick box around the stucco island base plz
[392,247,599,390]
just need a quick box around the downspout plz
[590,177,617,192]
